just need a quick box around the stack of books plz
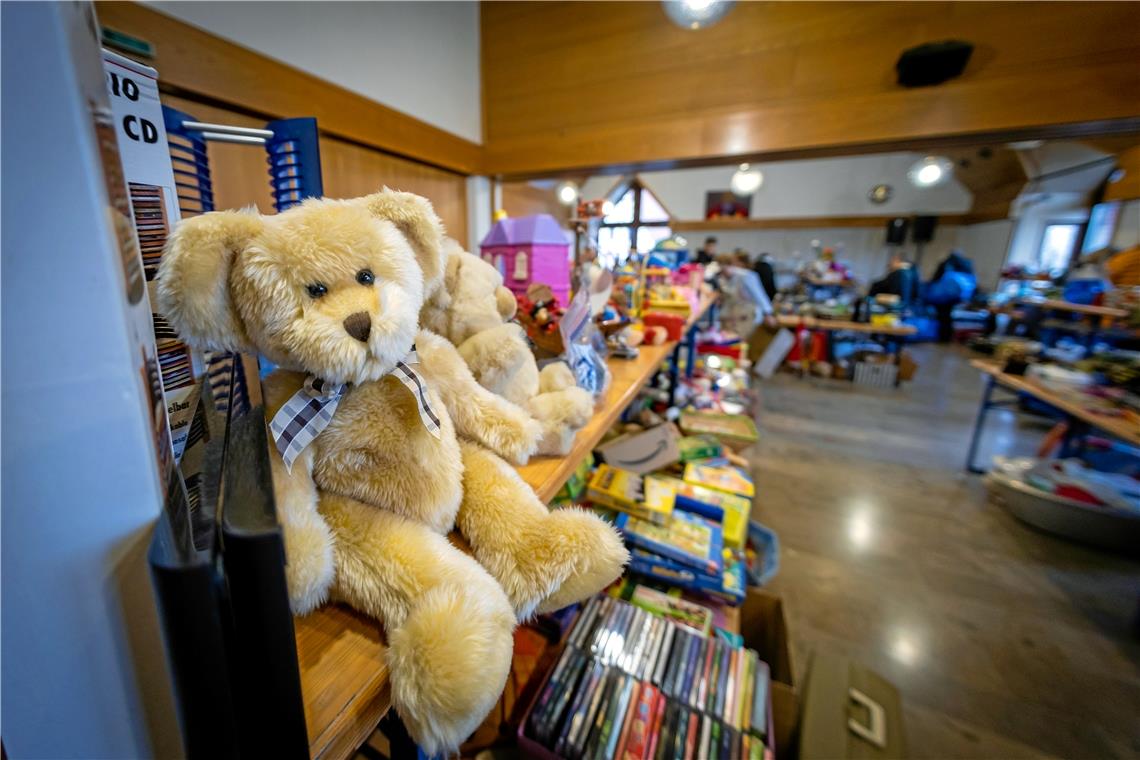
[523,595,772,760]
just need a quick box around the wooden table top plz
[776,314,917,336]
[1015,297,1129,319]
[295,293,714,759]
[970,359,1140,448]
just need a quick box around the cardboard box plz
[740,589,799,758]
[594,422,681,475]
[798,653,905,760]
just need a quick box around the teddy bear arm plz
[266,443,335,615]
[319,493,516,754]
[415,331,541,465]
[455,323,538,404]
[456,441,628,619]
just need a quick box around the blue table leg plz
[966,376,997,474]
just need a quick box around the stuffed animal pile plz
[421,241,596,455]
[158,190,627,753]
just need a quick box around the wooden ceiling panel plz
[482,1,1140,176]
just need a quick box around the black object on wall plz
[886,217,909,245]
[896,40,974,87]
[913,215,939,243]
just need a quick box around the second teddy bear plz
[422,242,596,455]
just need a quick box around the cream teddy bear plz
[157,190,627,753]
[421,242,596,455]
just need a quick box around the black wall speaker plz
[913,215,938,243]
[896,40,974,87]
[886,217,909,245]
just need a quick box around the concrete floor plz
[752,345,1140,758]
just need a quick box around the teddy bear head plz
[158,189,445,385]
[420,241,519,346]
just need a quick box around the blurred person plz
[696,236,718,265]
[715,253,777,339]
[927,249,977,342]
[869,252,919,305]
[751,251,778,300]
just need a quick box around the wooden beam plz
[671,213,1002,231]
[95,2,482,175]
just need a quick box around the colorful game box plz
[653,476,749,551]
[628,583,714,636]
[678,434,725,463]
[683,462,754,499]
[615,509,723,576]
[587,464,675,524]
[679,411,759,447]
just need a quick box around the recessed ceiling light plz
[662,0,735,30]
[730,163,763,196]
[907,156,953,188]
[555,180,579,206]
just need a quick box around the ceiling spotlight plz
[663,0,735,30]
[730,163,763,196]
[555,180,579,206]
[907,156,952,188]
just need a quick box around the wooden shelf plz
[776,314,917,337]
[294,293,714,759]
[1016,297,1128,320]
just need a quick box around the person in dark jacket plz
[695,236,718,265]
[868,253,919,305]
[752,252,778,300]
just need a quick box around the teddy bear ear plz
[360,189,446,293]
[156,209,263,352]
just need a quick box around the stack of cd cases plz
[520,595,773,760]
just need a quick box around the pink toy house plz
[480,214,572,305]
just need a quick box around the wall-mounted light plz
[907,156,952,188]
[555,180,579,206]
[730,163,763,196]
[663,0,735,30]
[868,183,893,204]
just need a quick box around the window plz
[1038,223,1081,275]
[597,180,671,267]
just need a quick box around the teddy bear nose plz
[343,312,371,343]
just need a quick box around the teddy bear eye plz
[306,283,328,298]
[356,269,375,286]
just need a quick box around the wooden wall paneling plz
[481,2,1140,176]
[161,96,468,238]
[498,181,570,222]
[96,2,481,174]
[1104,144,1140,203]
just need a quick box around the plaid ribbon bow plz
[269,345,441,472]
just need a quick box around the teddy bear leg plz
[456,441,629,620]
[320,493,516,755]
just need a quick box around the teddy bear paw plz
[281,515,336,616]
[386,583,516,754]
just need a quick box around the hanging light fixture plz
[555,180,579,206]
[730,163,763,196]
[663,0,735,30]
[907,156,953,188]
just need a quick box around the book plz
[653,622,676,686]
[629,583,715,636]
[615,510,723,576]
[750,660,770,743]
[644,690,668,760]
[683,462,755,499]
[684,709,700,760]
[617,681,655,760]
[699,714,713,760]
[627,547,746,605]
[587,464,675,524]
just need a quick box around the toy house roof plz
[481,214,570,247]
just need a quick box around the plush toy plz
[157,190,627,753]
[421,243,596,455]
